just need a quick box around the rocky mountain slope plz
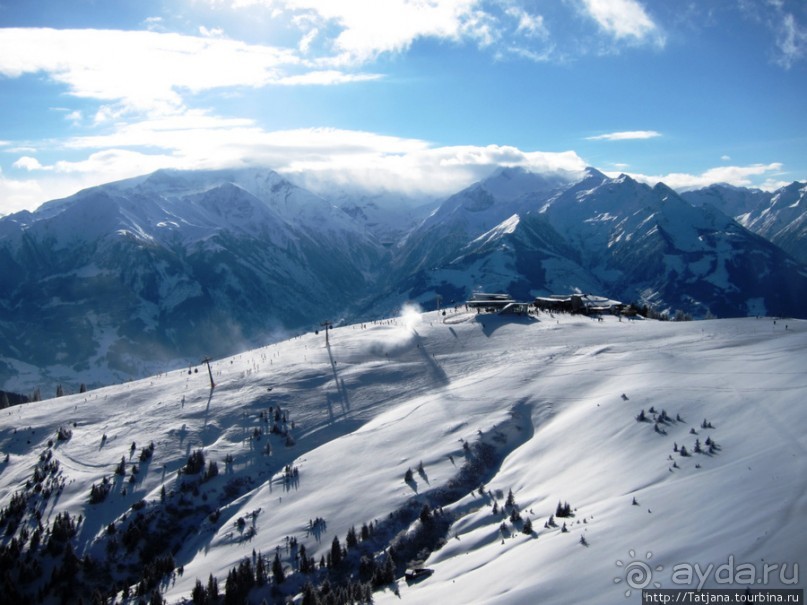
[1,166,806,393]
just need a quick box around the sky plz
[0,0,806,214]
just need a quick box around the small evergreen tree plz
[522,517,533,534]
[506,489,516,509]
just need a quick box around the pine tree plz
[191,579,205,605]
[330,536,342,568]
[207,574,219,601]
[272,552,286,584]
[256,552,267,586]
[522,517,533,534]
[299,544,309,573]
[506,489,516,509]
[301,583,319,605]
[346,525,358,549]
[419,504,432,525]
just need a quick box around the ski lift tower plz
[320,321,333,346]
[202,356,215,389]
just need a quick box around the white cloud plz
[275,70,383,85]
[0,172,46,215]
[199,25,226,38]
[12,156,45,171]
[586,130,662,141]
[0,28,378,117]
[1,117,586,210]
[243,0,491,63]
[579,0,663,45]
[628,162,787,191]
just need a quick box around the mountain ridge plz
[1,165,806,393]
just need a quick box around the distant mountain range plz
[1,166,805,392]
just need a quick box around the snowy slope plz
[1,310,804,604]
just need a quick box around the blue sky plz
[0,0,805,214]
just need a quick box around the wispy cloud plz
[738,0,807,68]
[774,12,807,68]
[578,0,664,45]
[586,130,662,141]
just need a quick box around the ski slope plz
[1,309,805,603]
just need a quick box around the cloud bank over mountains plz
[0,0,804,214]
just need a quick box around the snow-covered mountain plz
[0,168,385,393]
[379,168,807,320]
[2,166,807,394]
[683,182,807,264]
[1,310,804,604]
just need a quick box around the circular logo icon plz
[614,549,664,598]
